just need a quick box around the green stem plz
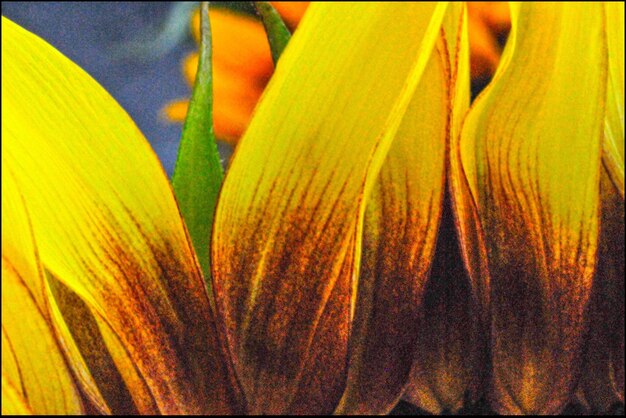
[254,1,291,64]
[172,1,223,294]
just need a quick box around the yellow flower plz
[2,2,623,416]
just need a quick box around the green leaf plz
[172,1,223,291]
[254,1,291,64]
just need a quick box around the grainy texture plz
[3,18,239,413]
[211,3,446,413]
[457,3,606,414]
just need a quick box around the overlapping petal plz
[456,3,607,414]
[578,14,624,397]
[336,4,480,414]
[211,2,447,413]
[403,6,490,414]
[3,2,623,416]
[338,40,448,414]
[2,17,238,414]
[2,169,83,415]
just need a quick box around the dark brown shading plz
[577,170,625,413]
[404,192,487,413]
[212,203,355,414]
[337,37,449,414]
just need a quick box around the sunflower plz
[2,2,624,415]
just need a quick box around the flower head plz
[2,2,624,416]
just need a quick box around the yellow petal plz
[338,45,446,414]
[402,201,488,414]
[1,169,83,415]
[212,2,447,413]
[457,3,606,414]
[2,376,33,415]
[46,273,151,414]
[2,17,239,414]
[404,5,488,414]
[337,4,473,414]
[603,1,624,197]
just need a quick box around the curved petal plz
[403,197,487,414]
[458,3,606,414]
[337,42,447,415]
[1,169,83,415]
[406,8,489,412]
[2,17,239,414]
[407,7,488,414]
[45,273,152,414]
[337,4,476,414]
[211,3,447,414]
